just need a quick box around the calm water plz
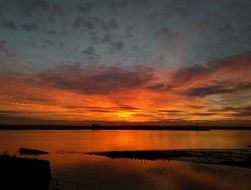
[1,130,251,190]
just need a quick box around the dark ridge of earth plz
[87,149,251,168]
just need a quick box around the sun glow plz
[115,111,134,119]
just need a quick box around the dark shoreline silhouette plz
[1,125,251,131]
[0,154,51,190]
[87,149,251,168]
[19,147,49,155]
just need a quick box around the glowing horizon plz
[1,0,251,126]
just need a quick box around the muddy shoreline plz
[87,149,251,168]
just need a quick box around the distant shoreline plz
[1,125,251,131]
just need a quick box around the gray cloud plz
[26,42,37,48]
[28,64,155,94]
[185,85,237,97]
[185,83,251,98]
[147,82,168,91]
[185,82,251,97]
[21,23,39,31]
[43,40,54,46]
[75,1,94,12]
[155,27,180,41]
[121,0,148,7]
[102,34,112,43]
[51,4,64,17]
[232,106,251,117]
[31,0,49,12]
[43,30,68,36]
[219,106,251,117]
[91,33,112,43]
[72,17,94,30]
[82,46,94,55]
[114,41,124,51]
[147,52,251,99]
[101,19,119,30]
[1,20,17,30]
[169,51,251,87]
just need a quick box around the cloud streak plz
[168,52,251,87]
[151,52,251,99]
[21,23,39,31]
[0,0,251,125]
[1,20,17,30]
[28,64,155,94]
[185,82,251,97]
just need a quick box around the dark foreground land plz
[88,148,251,168]
[1,125,251,130]
[0,154,51,190]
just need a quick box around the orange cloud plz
[1,52,251,125]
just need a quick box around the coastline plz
[1,125,251,131]
[87,148,251,168]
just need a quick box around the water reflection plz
[1,130,251,153]
[46,154,251,190]
[1,130,251,190]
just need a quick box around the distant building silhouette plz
[91,123,101,129]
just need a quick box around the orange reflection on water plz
[1,130,251,155]
[1,130,251,190]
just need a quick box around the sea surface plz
[1,130,251,190]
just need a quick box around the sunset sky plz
[1,0,251,125]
